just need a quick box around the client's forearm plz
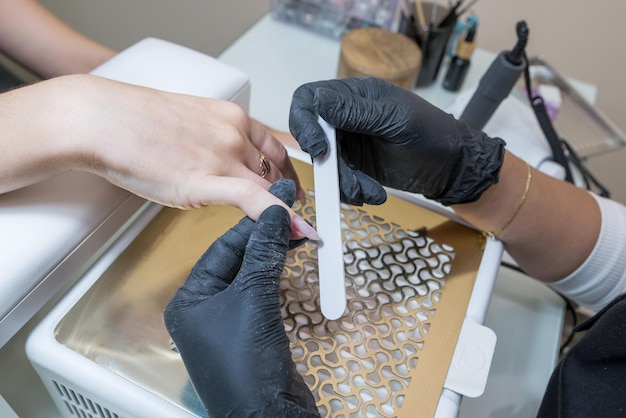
[452,151,601,282]
[0,79,78,193]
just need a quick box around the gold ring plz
[259,153,271,178]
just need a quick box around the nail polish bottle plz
[443,25,477,91]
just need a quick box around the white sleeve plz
[548,192,626,312]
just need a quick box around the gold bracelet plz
[483,163,532,240]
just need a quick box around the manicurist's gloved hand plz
[164,180,320,418]
[289,76,506,206]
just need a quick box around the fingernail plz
[293,215,320,241]
[297,188,307,204]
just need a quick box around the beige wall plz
[36,0,626,203]
[38,0,271,56]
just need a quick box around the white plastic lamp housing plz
[91,37,250,111]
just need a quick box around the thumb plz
[235,205,291,289]
[166,180,297,308]
[336,157,387,206]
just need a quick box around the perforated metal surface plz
[285,191,454,417]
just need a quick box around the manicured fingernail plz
[293,215,319,241]
[297,188,306,204]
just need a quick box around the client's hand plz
[164,179,320,417]
[0,75,316,239]
[289,76,506,206]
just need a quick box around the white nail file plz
[313,116,346,320]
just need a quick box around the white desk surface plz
[219,14,565,417]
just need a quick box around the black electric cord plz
[499,259,524,274]
[520,38,611,195]
[557,296,579,356]
[521,50,574,183]
[561,140,611,197]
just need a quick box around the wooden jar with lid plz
[337,27,422,89]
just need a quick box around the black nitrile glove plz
[164,180,320,418]
[289,76,506,206]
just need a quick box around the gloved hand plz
[164,179,320,418]
[289,76,506,206]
